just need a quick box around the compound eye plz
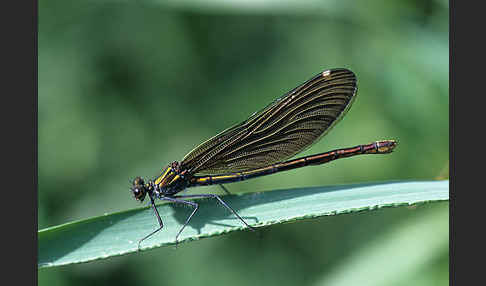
[131,177,147,202]
[131,187,146,201]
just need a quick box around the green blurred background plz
[38,0,448,285]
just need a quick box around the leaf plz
[38,180,448,268]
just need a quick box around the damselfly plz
[131,68,397,247]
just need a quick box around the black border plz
[2,0,37,284]
[34,0,39,283]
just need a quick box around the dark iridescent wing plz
[181,68,357,175]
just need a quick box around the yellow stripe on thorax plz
[168,174,181,185]
[154,166,173,185]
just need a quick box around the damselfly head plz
[131,176,148,202]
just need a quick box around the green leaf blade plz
[38,180,449,268]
